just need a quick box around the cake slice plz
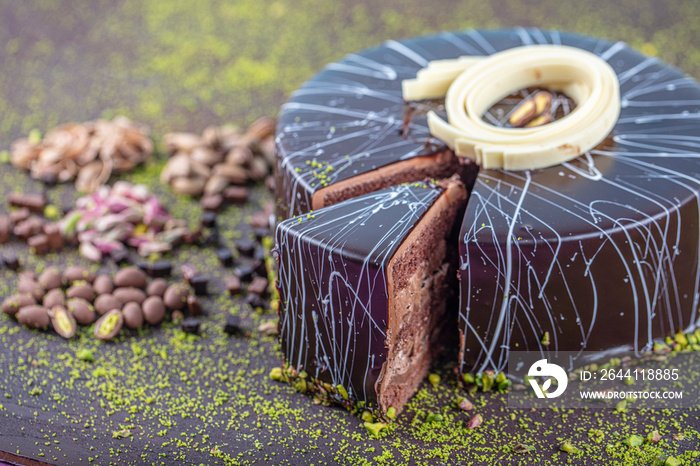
[275,178,467,414]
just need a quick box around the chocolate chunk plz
[246,293,265,309]
[183,227,204,245]
[9,193,46,213]
[265,175,276,193]
[201,211,217,229]
[204,230,223,247]
[223,314,243,335]
[43,223,64,252]
[216,248,234,266]
[235,239,256,257]
[248,276,269,297]
[2,252,20,271]
[225,275,242,295]
[27,234,49,255]
[253,258,268,277]
[190,275,208,296]
[180,317,200,334]
[0,216,10,244]
[234,264,254,282]
[222,186,249,204]
[187,295,203,316]
[200,194,223,212]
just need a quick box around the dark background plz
[0,1,699,465]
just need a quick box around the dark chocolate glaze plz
[275,183,443,405]
[275,28,700,377]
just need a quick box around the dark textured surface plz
[1,1,700,465]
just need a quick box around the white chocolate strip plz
[402,45,621,170]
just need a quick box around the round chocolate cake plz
[274,28,700,412]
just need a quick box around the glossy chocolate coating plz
[275,28,700,377]
[275,183,443,405]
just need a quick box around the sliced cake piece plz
[275,178,467,414]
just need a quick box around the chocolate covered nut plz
[94,294,122,316]
[225,275,242,295]
[163,284,189,310]
[146,278,168,297]
[28,234,49,254]
[66,298,95,325]
[18,278,45,301]
[113,287,147,305]
[94,309,123,340]
[248,276,269,297]
[2,293,36,316]
[122,302,144,329]
[200,194,223,211]
[66,283,96,301]
[43,223,64,252]
[142,296,166,325]
[38,267,62,290]
[43,288,65,309]
[114,266,148,289]
[0,216,10,244]
[49,305,77,339]
[9,193,46,213]
[16,305,50,329]
[63,266,95,284]
[93,275,114,295]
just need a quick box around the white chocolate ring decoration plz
[402,45,620,170]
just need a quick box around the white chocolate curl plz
[402,45,620,170]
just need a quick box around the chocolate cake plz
[275,28,700,409]
[276,179,467,412]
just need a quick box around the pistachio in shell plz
[43,288,65,309]
[93,275,114,295]
[122,302,144,329]
[49,305,77,339]
[142,296,165,325]
[16,305,50,329]
[163,284,189,310]
[17,278,45,302]
[38,267,62,290]
[63,266,96,284]
[93,294,122,315]
[66,297,96,325]
[113,287,146,305]
[94,309,123,340]
[2,293,36,317]
[66,283,96,301]
[113,266,148,289]
[146,278,168,297]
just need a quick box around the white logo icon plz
[528,359,568,399]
